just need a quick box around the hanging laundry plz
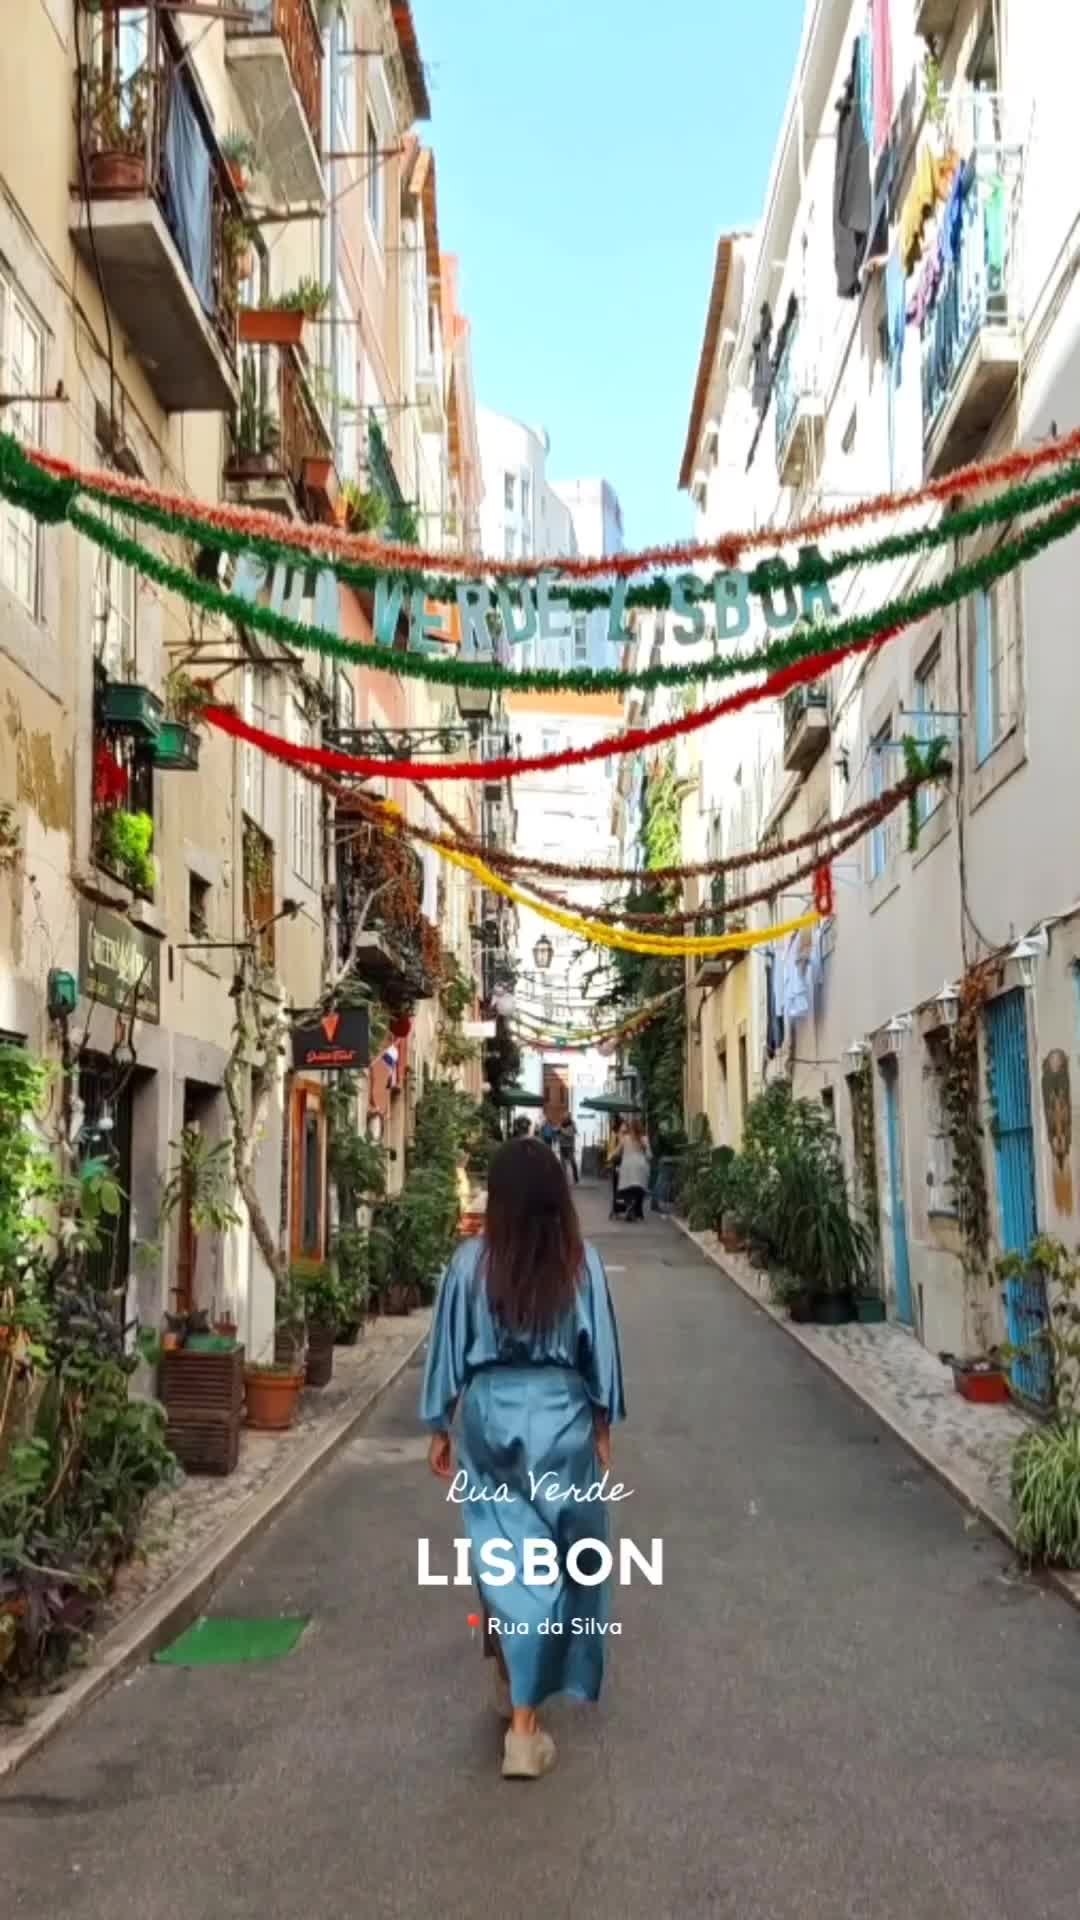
[885,247,905,385]
[901,146,962,274]
[833,40,872,299]
[782,927,814,1025]
[751,302,774,414]
[984,177,1007,293]
[858,27,874,147]
[870,0,894,153]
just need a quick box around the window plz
[738,1033,749,1119]
[869,721,894,878]
[913,643,945,825]
[503,472,515,511]
[93,518,137,679]
[504,527,516,560]
[291,701,318,888]
[520,472,531,526]
[366,112,384,243]
[188,872,210,940]
[924,1037,957,1216]
[242,666,269,824]
[972,577,1019,765]
[572,614,589,665]
[335,669,355,731]
[333,7,355,150]
[0,274,44,612]
[291,1086,325,1261]
[540,728,561,755]
[334,279,358,479]
[716,1045,730,1139]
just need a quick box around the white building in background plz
[476,408,625,1147]
[677,0,1080,1376]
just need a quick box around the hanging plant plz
[850,1058,880,1245]
[942,962,996,1298]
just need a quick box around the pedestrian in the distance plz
[421,1136,626,1780]
[616,1118,651,1223]
[558,1114,579,1184]
[606,1118,624,1218]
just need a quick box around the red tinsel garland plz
[202,628,894,785]
[31,426,1080,580]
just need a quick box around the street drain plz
[153,1616,309,1667]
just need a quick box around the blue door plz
[985,991,1049,1403]
[882,1066,914,1327]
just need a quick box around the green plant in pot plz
[267,276,331,319]
[159,1128,241,1321]
[294,1261,340,1388]
[96,807,156,893]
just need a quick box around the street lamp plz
[884,1014,912,1056]
[933,981,960,1029]
[533,935,554,971]
[454,670,493,729]
[1010,926,1049,991]
[844,1039,867,1073]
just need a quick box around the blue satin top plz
[420,1237,627,1434]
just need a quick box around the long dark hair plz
[482,1137,585,1332]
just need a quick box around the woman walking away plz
[421,1137,626,1780]
[617,1118,651,1222]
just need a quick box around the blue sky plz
[411,0,806,547]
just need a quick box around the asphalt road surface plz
[6,1185,1080,1919]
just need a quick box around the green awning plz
[580,1094,643,1115]
[492,1087,546,1109]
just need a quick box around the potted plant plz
[768,1268,815,1323]
[945,1352,1010,1404]
[295,1262,340,1388]
[96,807,156,894]
[240,277,330,348]
[160,1127,241,1311]
[245,1272,306,1430]
[854,1288,887,1324]
[85,66,151,194]
[222,128,257,195]
[223,212,256,294]
[226,356,282,479]
[340,478,389,535]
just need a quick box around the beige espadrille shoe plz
[502,1728,556,1779]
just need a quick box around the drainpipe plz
[324,17,339,461]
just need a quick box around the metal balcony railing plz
[921,95,1022,447]
[228,0,323,153]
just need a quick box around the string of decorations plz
[30,439,1080,617]
[513,741,948,928]
[30,422,1080,579]
[5,438,1080,705]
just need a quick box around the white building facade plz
[678,0,1080,1378]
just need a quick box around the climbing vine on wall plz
[850,1059,880,1245]
[942,962,996,1277]
[604,754,689,1141]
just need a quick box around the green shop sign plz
[79,904,161,1025]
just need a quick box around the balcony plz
[915,0,960,36]
[72,16,238,413]
[921,115,1022,476]
[774,318,824,488]
[783,682,829,774]
[226,0,323,206]
[224,340,334,518]
[336,830,439,1008]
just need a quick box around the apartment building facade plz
[677,0,1080,1373]
[0,1,487,1358]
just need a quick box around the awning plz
[580,1094,643,1115]
[492,1087,546,1109]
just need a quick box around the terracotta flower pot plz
[244,1368,304,1430]
[214,1318,239,1340]
[228,161,249,195]
[239,307,306,349]
[89,151,146,194]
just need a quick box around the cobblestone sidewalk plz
[677,1220,1036,1548]
[0,1311,430,1778]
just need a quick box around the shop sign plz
[291,1007,370,1071]
[78,904,161,1024]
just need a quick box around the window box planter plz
[102,682,164,741]
[161,1345,245,1475]
[303,454,338,518]
[855,1295,887,1324]
[239,307,306,349]
[950,1358,1010,1404]
[150,721,201,772]
[811,1293,856,1326]
[224,451,284,482]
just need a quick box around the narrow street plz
[5,1186,1080,1919]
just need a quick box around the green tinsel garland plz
[66,450,1080,614]
[3,436,1080,697]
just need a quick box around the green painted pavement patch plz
[154,1616,309,1667]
